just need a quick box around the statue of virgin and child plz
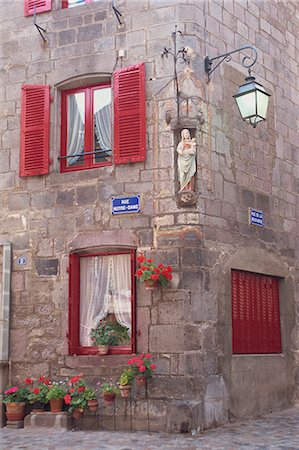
[176,129,197,192]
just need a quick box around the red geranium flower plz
[140,265,148,271]
[136,255,146,263]
[38,376,45,382]
[150,364,156,370]
[151,274,159,281]
[147,259,153,263]
[136,269,143,277]
[33,388,40,395]
[25,378,32,385]
[77,386,86,392]
[145,354,152,359]
[64,394,71,405]
[43,379,51,385]
[167,266,173,272]
[139,366,146,373]
[69,388,75,393]
[69,375,81,384]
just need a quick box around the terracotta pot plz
[49,398,63,413]
[88,399,98,412]
[135,375,147,386]
[144,280,159,290]
[72,408,84,420]
[98,345,109,355]
[103,392,115,406]
[5,402,26,421]
[120,384,131,398]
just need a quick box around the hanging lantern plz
[233,75,270,127]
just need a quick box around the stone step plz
[24,412,72,430]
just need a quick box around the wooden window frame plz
[69,249,136,356]
[231,270,282,355]
[60,82,112,173]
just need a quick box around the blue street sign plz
[112,196,140,215]
[249,208,264,227]
[17,257,27,266]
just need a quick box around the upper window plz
[62,0,101,8]
[69,250,136,356]
[61,84,112,172]
[231,270,282,354]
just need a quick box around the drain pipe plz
[0,242,12,427]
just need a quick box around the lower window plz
[69,250,136,355]
[231,270,282,354]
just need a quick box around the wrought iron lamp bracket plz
[205,45,257,81]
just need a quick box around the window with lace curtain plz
[69,249,136,355]
[61,83,112,172]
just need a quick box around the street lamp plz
[205,46,270,127]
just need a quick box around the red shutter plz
[232,270,282,354]
[113,62,146,164]
[24,0,52,16]
[69,253,80,355]
[20,85,50,177]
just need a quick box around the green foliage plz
[119,368,134,386]
[90,319,129,346]
[46,383,67,401]
[100,382,120,395]
[84,387,97,401]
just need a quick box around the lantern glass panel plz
[235,91,256,119]
[256,90,269,119]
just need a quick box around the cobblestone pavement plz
[0,406,298,450]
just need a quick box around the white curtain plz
[94,104,112,153]
[80,256,110,346]
[67,94,84,165]
[79,254,131,346]
[111,254,132,333]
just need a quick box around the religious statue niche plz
[175,128,197,207]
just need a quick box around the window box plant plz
[3,385,29,422]
[135,254,173,289]
[90,320,128,355]
[46,382,67,413]
[119,368,134,398]
[127,354,156,385]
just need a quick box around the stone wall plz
[0,0,298,432]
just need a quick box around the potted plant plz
[46,382,67,413]
[84,387,98,412]
[119,368,134,398]
[27,377,51,412]
[90,321,123,355]
[2,385,29,422]
[100,381,120,406]
[135,254,173,289]
[64,375,88,419]
[127,354,156,385]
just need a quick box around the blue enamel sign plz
[112,196,140,215]
[249,208,264,227]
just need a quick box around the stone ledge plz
[24,412,72,430]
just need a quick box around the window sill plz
[65,354,132,369]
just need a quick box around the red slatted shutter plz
[113,62,146,164]
[20,85,50,177]
[24,0,52,16]
[69,253,80,355]
[232,270,282,354]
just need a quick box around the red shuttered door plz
[231,270,282,354]
[24,0,52,16]
[113,62,146,164]
[20,85,50,177]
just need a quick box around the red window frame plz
[231,270,282,354]
[60,83,112,173]
[69,249,136,356]
[62,0,93,8]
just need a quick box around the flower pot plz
[135,375,147,386]
[88,399,98,412]
[5,402,26,421]
[98,345,109,355]
[120,384,131,398]
[144,280,159,290]
[31,401,44,412]
[103,392,115,406]
[49,399,63,413]
[72,408,84,420]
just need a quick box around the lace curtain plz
[80,254,131,346]
[94,103,111,153]
[67,94,84,165]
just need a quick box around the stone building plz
[0,0,298,433]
